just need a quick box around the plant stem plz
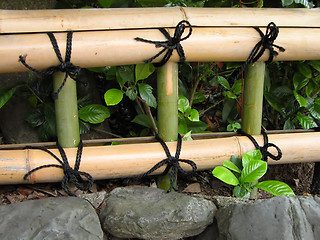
[156,61,179,191]
[242,62,265,199]
[53,72,80,148]
[189,62,200,106]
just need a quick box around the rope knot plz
[135,20,192,67]
[231,22,285,82]
[237,128,282,162]
[23,140,93,197]
[19,31,81,98]
[141,134,197,192]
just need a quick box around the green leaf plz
[104,88,123,106]
[227,122,241,132]
[223,91,237,99]
[131,114,155,128]
[254,180,295,196]
[309,103,320,120]
[182,130,193,141]
[138,83,157,108]
[212,166,239,186]
[281,0,293,6]
[297,62,312,79]
[78,104,110,124]
[178,118,188,134]
[296,112,318,129]
[283,119,295,130]
[242,149,262,167]
[186,108,199,122]
[193,92,206,104]
[293,73,309,91]
[77,95,93,109]
[216,76,230,89]
[125,86,138,101]
[240,160,267,183]
[0,85,17,109]
[135,63,155,82]
[231,155,242,171]
[309,60,320,72]
[233,186,250,198]
[294,0,314,8]
[178,95,190,113]
[116,65,134,85]
[231,79,242,95]
[222,99,237,122]
[79,120,90,135]
[25,109,45,127]
[98,0,115,8]
[185,119,208,133]
[293,90,308,108]
[223,160,241,173]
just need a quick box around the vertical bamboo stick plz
[242,62,266,198]
[53,72,80,148]
[156,62,179,190]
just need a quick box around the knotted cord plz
[231,22,285,82]
[23,140,93,196]
[237,128,282,162]
[141,134,197,192]
[19,31,81,99]
[135,20,192,67]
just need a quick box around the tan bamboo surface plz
[0,7,319,33]
[1,27,320,73]
[0,132,319,185]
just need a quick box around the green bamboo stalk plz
[242,62,266,198]
[53,72,80,148]
[156,62,179,190]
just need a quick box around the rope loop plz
[237,128,282,162]
[19,31,81,99]
[141,134,197,192]
[231,22,285,82]
[23,140,93,197]
[135,20,192,67]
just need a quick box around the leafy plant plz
[212,149,295,198]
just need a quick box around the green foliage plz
[212,150,295,198]
[281,0,314,8]
[0,85,19,109]
[78,104,110,124]
[227,122,241,132]
[104,88,123,106]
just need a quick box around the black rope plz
[231,22,285,82]
[19,31,81,99]
[23,140,93,197]
[141,134,197,192]
[135,20,192,67]
[237,128,282,162]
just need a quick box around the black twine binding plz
[135,20,192,67]
[141,134,197,192]
[237,128,282,162]
[19,31,81,99]
[232,22,285,82]
[23,140,93,196]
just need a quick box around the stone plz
[79,191,108,209]
[216,195,320,240]
[0,197,104,240]
[99,187,217,240]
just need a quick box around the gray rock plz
[99,187,217,240]
[0,197,104,240]
[216,195,320,240]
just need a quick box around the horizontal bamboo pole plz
[0,132,319,185]
[0,8,319,34]
[1,27,320,73]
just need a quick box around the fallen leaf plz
[182,183,201,193]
